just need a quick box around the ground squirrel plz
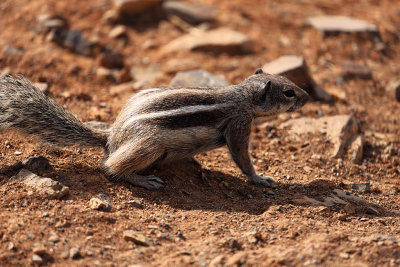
[0,69,309,190]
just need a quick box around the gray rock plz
[280,114,360,158]
[170,69,229,88]
[15,169,69,199]
[262,55,333,102]
[351,183,371,193]
[114,0,162,18]
[341,62,372,80]
[63,29,91,56]
[22,156,50,175]
[163,28,252,54]
[386,80,400,102]
[163,1,216,25]
[307,15,379,35]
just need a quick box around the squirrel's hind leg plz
[103,140,165,190]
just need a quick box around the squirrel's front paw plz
[249,174,276,188]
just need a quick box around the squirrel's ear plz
[261,81,271,102]
[254,68,264,75]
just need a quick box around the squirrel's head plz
[245,69,309,117]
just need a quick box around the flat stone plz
[307,15,379,35]
[262,55,333,102]
[15,169,69,199]
[22,156,50,175]
[123,230,149,246]
[280,114,360,158]
[163,1,216,25]
[163,28,252,54]
[386,80,400,102]
[333,189,367,204]
[170,69,229,88]
[351,183,371,193]
[114,0,162,18]
[341,62,372,80]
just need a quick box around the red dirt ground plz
[1,0,400,266]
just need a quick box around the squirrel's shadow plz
[59,159,397,218]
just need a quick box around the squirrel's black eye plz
[283,89,295,98]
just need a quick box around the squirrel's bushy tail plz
[0,75,108,147]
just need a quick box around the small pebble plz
[7,242,15,251]
[61,250,69,259]
[123,230,149,246]
[126,199,144,209]
[33,244,47,255]
[48,232,60,243]
[32,254,43,264]
[69,247,80,259]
